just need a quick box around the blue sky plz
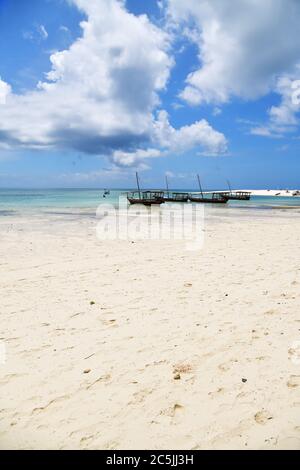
[0,0,300,189]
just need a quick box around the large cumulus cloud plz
[0,0,227,165]
[167,0,300,107]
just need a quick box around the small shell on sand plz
[287,375,300,388]
[254,410,273,424]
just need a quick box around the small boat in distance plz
[188,175,228,204]
[164,175,189,202]
[127,172,165,206]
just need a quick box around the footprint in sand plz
[161,403,184,418]
[32,395,70,415]
[102,319,118,327]
[287,375,300,388]
[254,410,273,424]
[85,373,111,390]
[218,362,231,372]
[255,355,269,362]
[264,309,276,316]
[129,388,153,405]
[0,373,25,385]
[288,343,300,364]
[80,434,98,448]
[173,363,193,374]
[103,440,120,450]
[218,359,238,372]
[173,363,195,382]
[208,387,225,397]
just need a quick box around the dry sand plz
[0,207,300,449]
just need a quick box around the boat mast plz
[197,174,203,197]
[165,175,170,197]
[226,179,232,193]
[136,171,141,198]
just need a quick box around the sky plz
[0,0,300,189]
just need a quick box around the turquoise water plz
[0,189,121,210]
[0,188,300,214]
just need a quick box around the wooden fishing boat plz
[127,190,165,206]
[164,192,189,202]
[163,175,189,202]
[219,191,251,201]
[127,173,164,205]
[218,181,251,201]
[189,192,228,203]
[188,174,228,204]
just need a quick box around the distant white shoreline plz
[211,189,300,197]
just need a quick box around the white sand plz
[211,189,300,197]
[0,207,300,450]
[241,189,300,197]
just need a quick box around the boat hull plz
[127,198,164,206]
[223,195,250,201]
[164,197,189,202]
[189,196,227,204]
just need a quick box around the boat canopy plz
[127,190,164,200]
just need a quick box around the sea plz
[0,188,300,218]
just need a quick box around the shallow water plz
[0,188,300,218]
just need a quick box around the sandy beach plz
[0,206,300,450]
[2,0,300,455]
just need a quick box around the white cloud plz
[111,148,162,167]
[0,0,226,166]
[269,76,300,126]
[60,25,70,33]
[167,0,300,106]
[250,76,300,137]
[110,110,227,166]
[250,126,281,138]
[180,86,203,106]
[23,24,48,42]
[58,166,129,183]
[38,25,48,40]
[0,78,11,105]
[165,170,193,179]
[212,107,221,116]
[0,0,172,154]
[154,110,227,154]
